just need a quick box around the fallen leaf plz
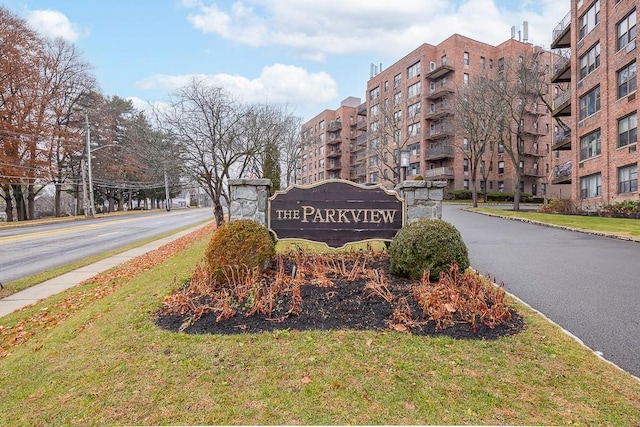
[366,338,374,347]
[404,402,416,410]
[444,303,456,313]
[390,323,409,333]
[301,373,312,384]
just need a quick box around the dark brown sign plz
[268,180,405,248]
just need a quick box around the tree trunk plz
[54,183,62,217]
[27,184,35,220]
[12,184,27,221]
[213,201,224,227]
[471,177,479,208]
[2,185,14,222]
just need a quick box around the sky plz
[2,0,569,121]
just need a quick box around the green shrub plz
[413,175,424,181]
[389,218,469,280]
[205,219,276,283]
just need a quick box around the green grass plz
[0,220,210,298]
[470,207,640,239]
[0,231,639,426]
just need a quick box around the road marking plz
[0,215,158,243]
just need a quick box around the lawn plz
[0,223,639,426]
[471,207,640,239]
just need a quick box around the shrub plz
[413,175,424,181]
[538,198,574,213]
[205,219,276,284]
[389,218,469,280]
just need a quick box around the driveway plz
[442,204,640,378]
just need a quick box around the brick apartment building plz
[300,33,571,198]
[551,0,638,210]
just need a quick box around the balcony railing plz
[551,11,571,49]
[426,59,456,80]
[552,88,571,116]
[552,128,572,150]
[426,81,456,100]
[424,167,454,179]
[327,120,342,132]
[425,144,455,160]
[552,161,572,184]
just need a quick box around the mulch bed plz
[155,254,525,340]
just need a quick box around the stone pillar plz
[228,179,272,226]
[395,180,446,223]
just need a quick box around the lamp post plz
[400,149,411,182]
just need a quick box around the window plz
[409,162,420,176]
[498,181,504,192]
[463,137,469,151]
[407,122,421,137]
[463,159,469,175]
[408,101,421,117]
[480,56,485,70]
[369,86,380,100]
[579,42,600,80]
[408,82,421,98]
[580,129,601,160]
[618,164,638,193]
[498,161,505,174]
[369,155,379,167]
[579,0,600,40]
[370,104,379,116]
[463,179,469,190]
[489,59,494,69]
[384,80,389,92]
[370,121,379,133]
[393,110,402,123]
[463,52,469,65]
[617,9,636,51]
[369,172,379,183]
[409,143,420,156]
[579,86,601,120]
[463,73,469,86]
[319,120,325,130]
[393,73,402,88]
[407,61,421,78]
[618,113,638,148]
[617,61,637,98]
[394,92,402,106]
[580,173,602,199]
[498,57,504,72]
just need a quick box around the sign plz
[268,180,405,248]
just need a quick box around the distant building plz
[301,33,568,198]
[550,0,638,209]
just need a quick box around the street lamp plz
[400,149,411,182]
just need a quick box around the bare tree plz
[368,92,422,186]
[162,79,253,227]
[491,46,551,210]
[280,115,302,188]
[453,74,503,207]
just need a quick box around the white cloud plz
[24,9,85,42]
[182,0,569,60]
[136,63,338,106]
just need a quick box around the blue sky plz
[3,0,569,121]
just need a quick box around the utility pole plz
[164,170,171,211]
[85,112,95,217]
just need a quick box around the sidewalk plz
[0,225,203,318]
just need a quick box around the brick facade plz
[551,0,638,209]
[302,34,567,198]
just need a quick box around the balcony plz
[551,53,571,83]
[426,125,454,141]
[551,11,571,49]
[327,135,341,145]
[427,60,456,80]
[356,103,367,116]
[551,88,571,117]
[521,167,543,177]
[424,167,454,180]
[350,165,367,179]
[354,133,367,147]
[327,161,342,171]
[520,125,548,137]
[425,106,454,120]
[551,161,572,184]
[327,148,341,158]
[425,144,455,160]
[426,81,456,100]
[356,119,367,131]
[327,120,342,132]
[552,128,572,150]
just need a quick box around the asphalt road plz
[442,204,640,378]
[0,208,214,284]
